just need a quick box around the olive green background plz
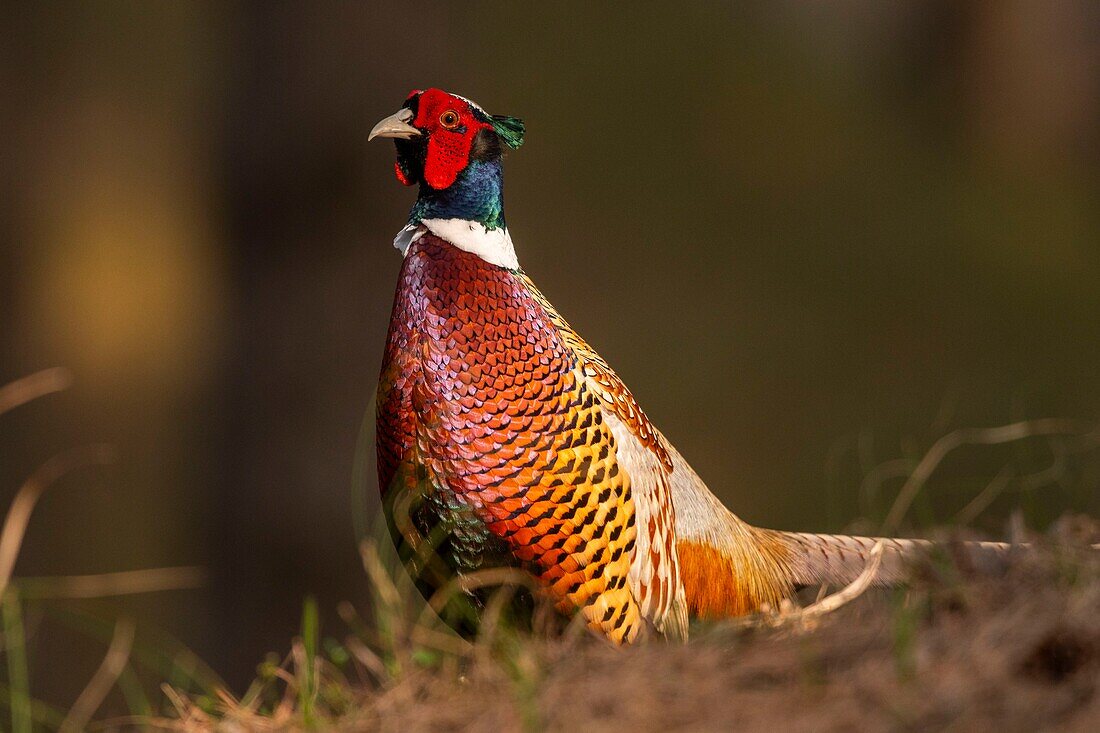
[2,1,1097,699]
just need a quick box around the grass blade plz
[2,591,31,733]
[299,596,319,725]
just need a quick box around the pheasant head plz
[369,89,524,236]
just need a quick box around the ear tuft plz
[491,115,525,149]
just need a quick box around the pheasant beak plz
[368,108,422,141]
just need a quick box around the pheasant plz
[370,88,1011,643]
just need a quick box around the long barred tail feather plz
[774,531,1014,588]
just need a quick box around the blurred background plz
[2,0,1098,706]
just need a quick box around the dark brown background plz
[1,1,1098,701]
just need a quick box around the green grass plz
[3,591,32,733]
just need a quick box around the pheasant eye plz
[439,110,461,129]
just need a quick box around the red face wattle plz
[371,88,525,192]
[403,88,495,190]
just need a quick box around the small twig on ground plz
[59,618,136,733]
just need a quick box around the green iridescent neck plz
[409,159,506,230]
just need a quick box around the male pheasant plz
[370,88,1005,643]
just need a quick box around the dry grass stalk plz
[0,444,115,599]
[882,418,1099,533]
[16,566,207,599]
[59,619,135,733]
[953,464,1016,526]
[0,368,72,417]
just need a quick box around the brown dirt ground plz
[324,536,1100,733]
[155,524,1100,733]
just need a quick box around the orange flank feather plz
[676,536,794,619]
[677,539,756,611]
[676,541,758,618]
